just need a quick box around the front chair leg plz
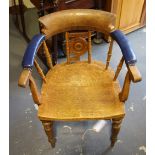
[110,117,124,147]
[41,121,56,148]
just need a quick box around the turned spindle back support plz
[43,41,53,69]
[106,39,114,69]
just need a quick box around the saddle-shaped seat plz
[39,61,125,120]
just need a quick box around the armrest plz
[119,66,142,102]
[110,29,142,83]
[110,29,137,65]
[18,69,31,88]
[128,65,142,83]
[22,34,45,69]
[18,69,41,105]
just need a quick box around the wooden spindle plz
[34,59,46,83]
[106,39,114,69]
[119,71,131,102]
[88,31,92,63]
[29,75,41,105]
[113,57,124,81]
[18,69,31,87]
[65,32,70,64]
[111,117,124,147]
[42,121,56,148]
[43,41,53,69]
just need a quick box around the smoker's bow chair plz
[18,9,142,147]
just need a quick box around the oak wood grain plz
[42,121,56,147]
[29,75,41,105]
[119,71,131,102]
[88,31,92,63]
[39,9,116,39]
[106,39,113,69]
[18,69,31,87]
[38,61,125,121]
[128,65,142,82]
[111,117,124,147]
[43,41,53,69]
[111,0,145,33]
[65,31,91,63]
[113,57,124,81]
[65,32,70,64]
[18,9,142,148]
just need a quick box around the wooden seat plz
[18,9,142,148]
[39,61,125,120]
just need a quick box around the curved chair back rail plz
[21,9,137,70]
[39,9,116,39]
[22,34,45,69]
[110,30,137,65]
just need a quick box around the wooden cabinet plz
[57,0,95,10]
[119,0,145,32]
[105,0,146,34]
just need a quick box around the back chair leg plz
[110,117,124,147]
[41,120,56,148]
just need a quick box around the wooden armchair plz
[18,9,142,148]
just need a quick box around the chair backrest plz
[22,9,137,70]
[39,9,116,39]
[39,9,116,65]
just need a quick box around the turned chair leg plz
[110,117,124,147]
[41,121,56,148]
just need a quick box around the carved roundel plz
[69,37,88,56]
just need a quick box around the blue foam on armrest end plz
[110,30,137,65]
[22,34,45,69]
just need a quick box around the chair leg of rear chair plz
[110,117,124,147]
[42,121,56,148]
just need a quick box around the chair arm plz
[18,69,31,88]
[127,65,142,83]
[18,69,41,105]
[110,29,137,65]
[110,30,142,82]
[22,34,45,69]
[110,30,142,102]
[119,66,142,102]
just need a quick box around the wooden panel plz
[110,0,123,28]
[119,0,145,31]
[140,0,146,26]
[108,0,145,34]
[58,0,95,10]
[65,31,91,63]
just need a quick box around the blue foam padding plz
[110,30,137,65]
[22,34,45,68]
